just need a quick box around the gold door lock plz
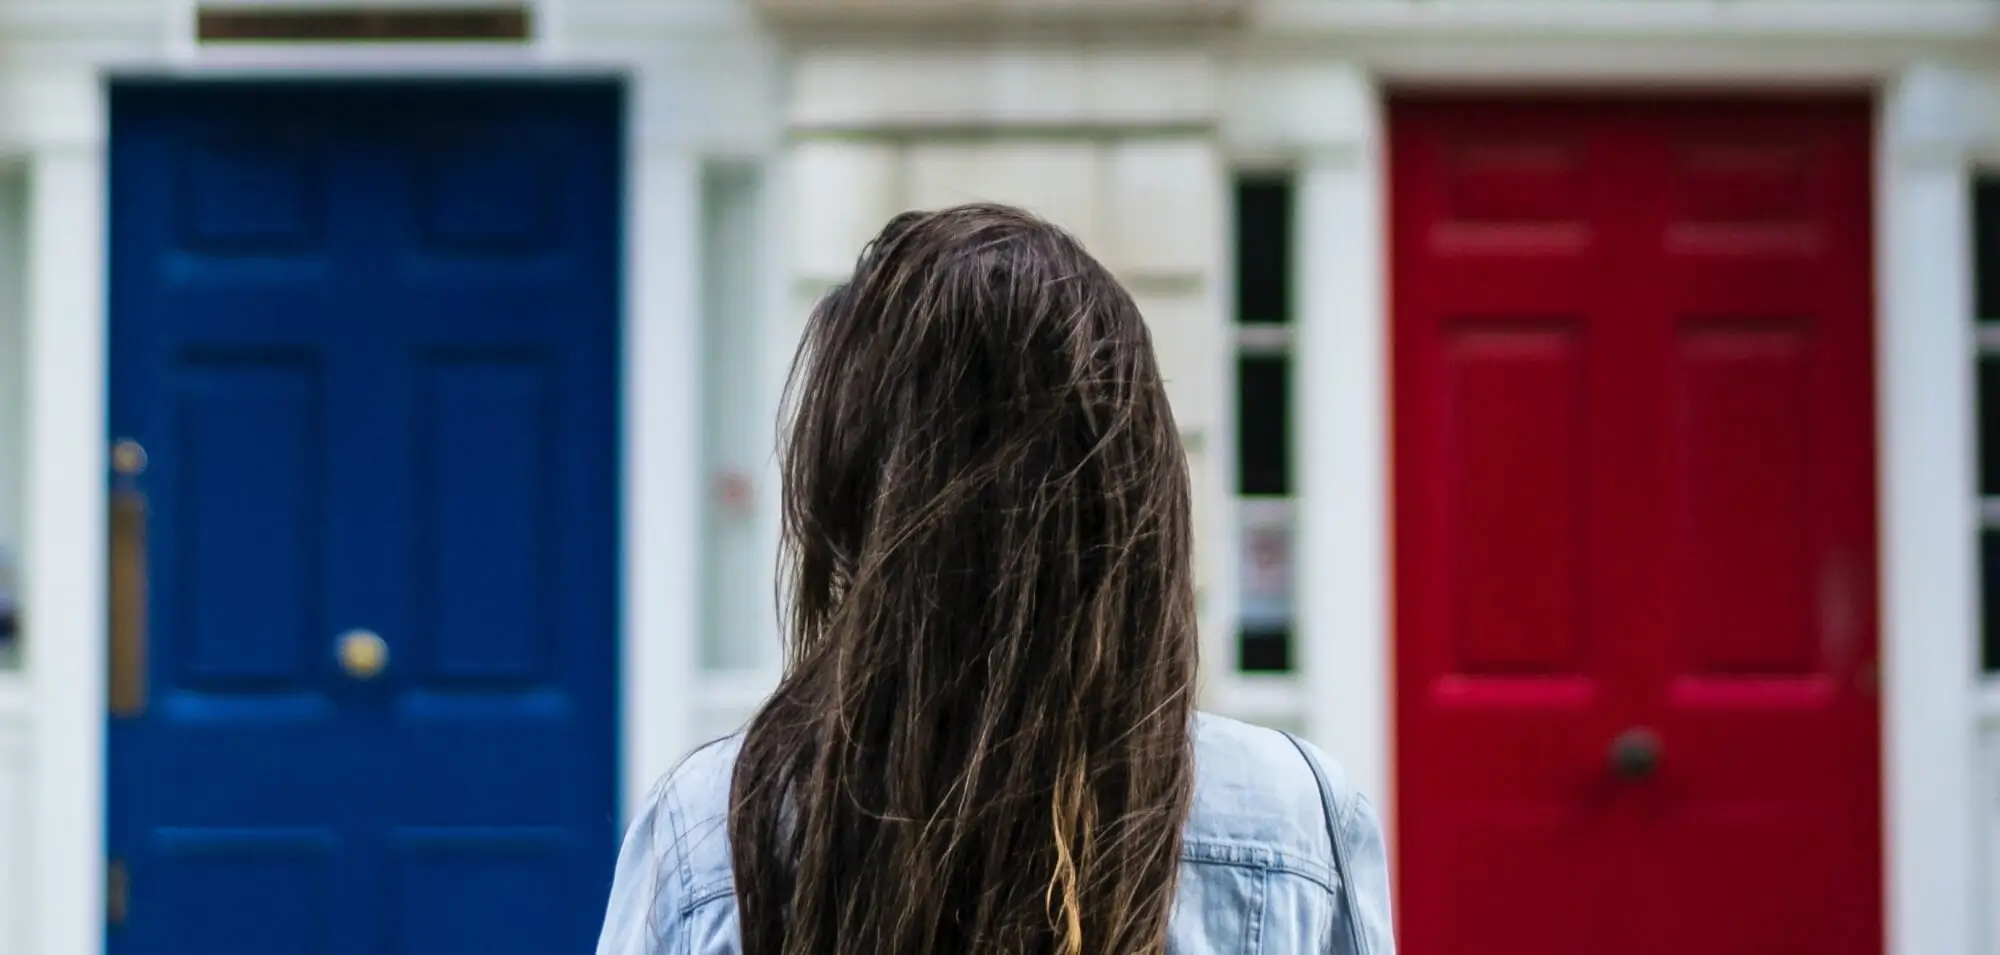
[336,629,389,680]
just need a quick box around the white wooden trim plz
[132,46,556,72]
[163,0,195,62]
[0,674,24,718]
[1295,129,1390,810]
[0,697,29,955]
[1234,9,1998,88]
[24,138,109,955]
[623,143,703,815]
[1255,0,2000,38]
[1878,64,1981,955]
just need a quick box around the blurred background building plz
[0,0,1987,954]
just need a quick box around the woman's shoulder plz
[1182,715,1397,955]
[631,717,1367,895]
[1184,713,1362,885]
[595,737,744,955]
[637,735,744,910]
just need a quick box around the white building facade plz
[0,1,1988,954]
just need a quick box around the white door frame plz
[1240,39,1987,955]
[13,10,782,955]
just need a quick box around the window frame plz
[1230,170,1297,676]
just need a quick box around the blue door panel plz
[108,81,623,955]
[147,829,348,955]
[175,357,323,689]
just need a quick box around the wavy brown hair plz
[726,203,1200,955]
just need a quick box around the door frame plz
[1225,49,1986,955]
[14,25,782,953]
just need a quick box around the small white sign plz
[1237,514,1292,628]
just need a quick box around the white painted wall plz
[0,696,26,955]
[1979,708,2000,955]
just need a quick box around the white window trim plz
[1226,177,1301,693]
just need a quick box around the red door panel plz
[1391,98,1879,955]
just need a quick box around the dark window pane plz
[1982,354,2000,497]
[1984,530,2000,673]
[1976,177,2000,320]
[1238,623,1292,673]
[1237,355,1290,495]
[1235,176,1292,325]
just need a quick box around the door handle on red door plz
[1607,727,1662,782]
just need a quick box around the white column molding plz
[0,705,26,955]
[1878,63,1980,955]
[623,141,704,814]
[615,44,783,157]
[789,45,1220,132]
[24,139,108,955]
[1286,67,1390,808]
[1222,59,1376,157]
[0,67,109,153]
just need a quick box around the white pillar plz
[1294,81,1391,811]
[24,140,108,955]
[1878,65,1981,955]
[623,140,704,815]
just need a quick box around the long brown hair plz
[727,203,1200,955]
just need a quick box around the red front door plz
[1390,97,1880,955]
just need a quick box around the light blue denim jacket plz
[596,713,1397,955]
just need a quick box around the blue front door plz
[107,81,622,955]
